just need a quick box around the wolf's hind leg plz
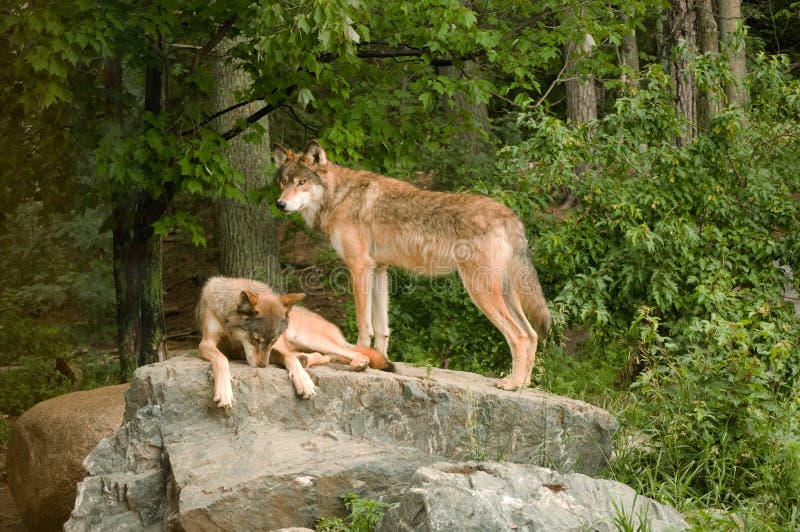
[505,289,539,387]
[292,332,370,371]
[459,267,533,391]
[297,352,331,368]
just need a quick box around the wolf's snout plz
[276,199,287,212]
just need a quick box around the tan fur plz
[197,276,393,407]
[272,306,394,375]
[274,142,551,390]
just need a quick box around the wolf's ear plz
[303,141,328,167]
[272,144,290,167]
[280,292,306,310]
[237,291,259,315]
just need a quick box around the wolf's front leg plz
[349,262,375,347]
[371,266,390,355]
[285,353,317,399]
[214,361,234,407]
[199,339,234,408]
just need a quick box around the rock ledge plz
[66,355,619,530]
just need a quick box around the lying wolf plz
[197,276,391,407]
[273,142,551,391]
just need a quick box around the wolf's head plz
[235,290,305,367]
[273,142,327,223]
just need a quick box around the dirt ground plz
[0,219,342,530]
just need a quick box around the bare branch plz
[200,18,236,57]
[220,86,297,141]
[354,43,476,67]
[534,47,571,108]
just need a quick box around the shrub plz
[316,493,390,532]
[0,416,9,445]
[0,200,115,345]
[0,200,117,415]
[496,55,800,527]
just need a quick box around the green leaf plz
[297,88,314,108]
[184,179,203,194]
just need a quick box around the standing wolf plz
[273,142,551,391]
[197,276,391,407]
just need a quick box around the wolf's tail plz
[353,345,396,372]
[511,237,552,341]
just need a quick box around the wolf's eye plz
[298,179,306,185]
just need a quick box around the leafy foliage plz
[316,493,390,532]
[0,416,9,445]
[0,201,115,346]
[496,55,800,527]
[0,200,119,415]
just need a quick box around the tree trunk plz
[719,0,747,106]
[112,192,168,380]
[665,0,698,144]
[697,0,721,129]
[438,61,491,156]
[565,33,598,123]
[620,15,640,88]
[106,58,168,381]
[563,31,597,209]
[211,44,280,283]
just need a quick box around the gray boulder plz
[66,355,619,530]
[377,461,688,532]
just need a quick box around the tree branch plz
[181,98,256,136]
[534,46,571,108]
[183,40,475,140]
[191,17,236,71]
[220,89,295,141]
[200,18,236,56]
[354,43,476,67]
[180,82,295,139]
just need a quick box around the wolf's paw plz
[303,352,330,367]
[349,357,369,372]
[214,378,234,408]
[299,385,317,400]
[214,389,234,408]
[296,371,317,399]
[495,377,524,391]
